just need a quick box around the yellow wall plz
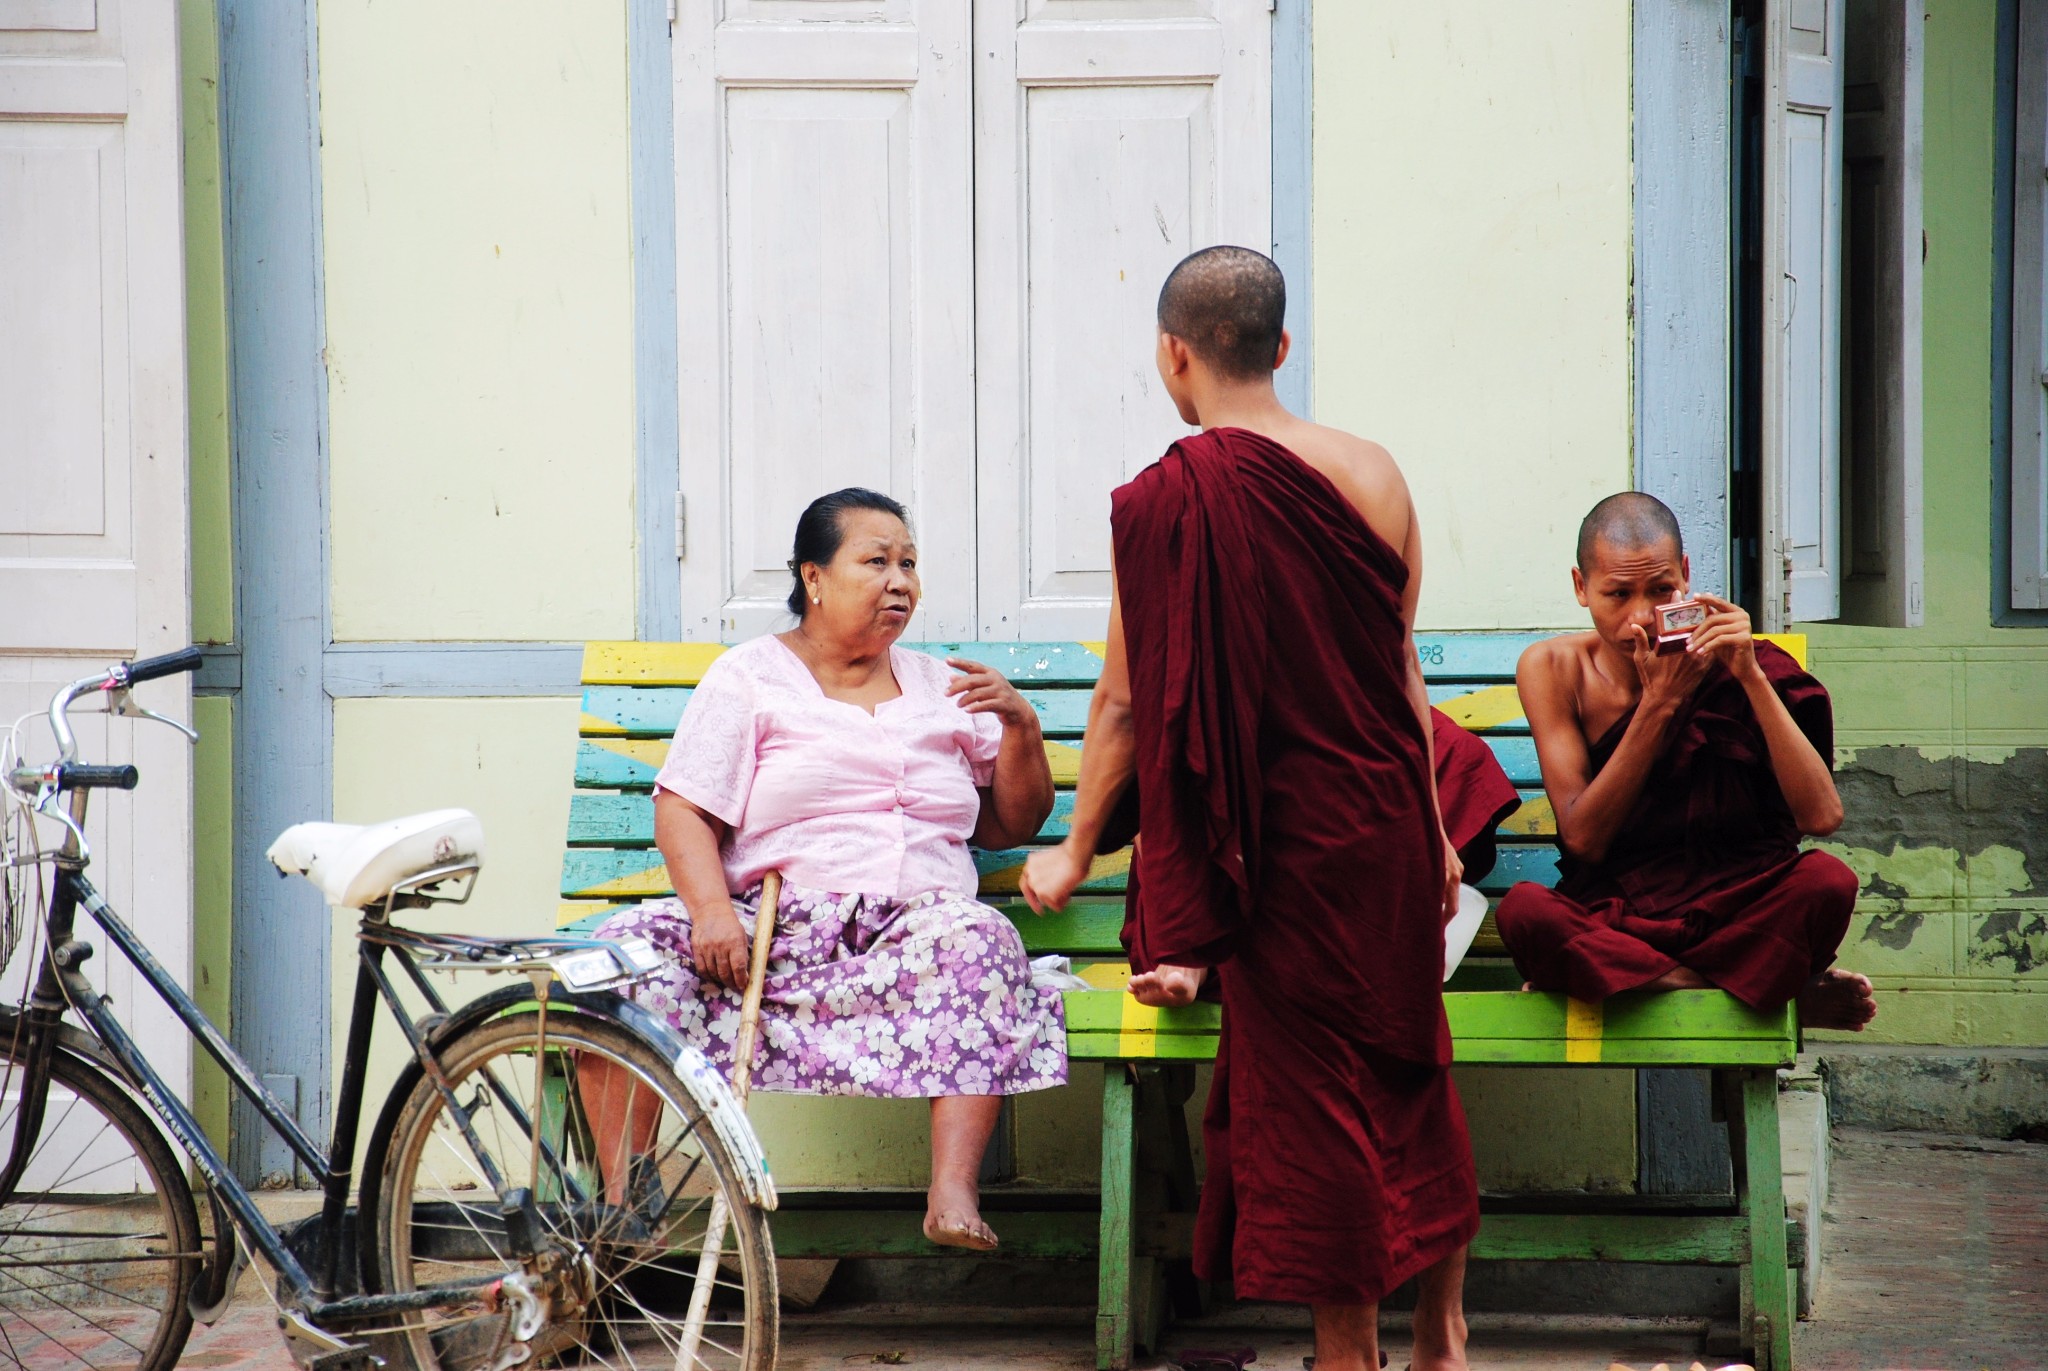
[1311,1,1633,631]
[329,698,581,1154]
[318,0,637,642]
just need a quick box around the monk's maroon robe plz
[1112,427,1478,1307]
[1495,642,1859,1010]
[1433,708,1522,886]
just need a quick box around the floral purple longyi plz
[597,881,1068,1098]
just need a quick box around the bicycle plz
[0,649,779,1370]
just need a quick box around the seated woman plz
[593,487,1067,1251]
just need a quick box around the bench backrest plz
[558,635,1804,960]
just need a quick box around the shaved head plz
[1576,492,1684,570]
[1157,246,1287,380]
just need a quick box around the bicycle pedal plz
[306,1347,382,1371]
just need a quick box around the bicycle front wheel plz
[368,1010,776,1371]
[0,1033,201,1371]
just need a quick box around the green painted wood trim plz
[1741,1069,1795,1370]
[561,837,1559,900]
[1097,1066,1136,1371]
[1471,1212,1749,1264]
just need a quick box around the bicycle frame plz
[0,781,563,1329]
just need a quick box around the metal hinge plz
[1779,538,1795,624]
[674,492,687,561]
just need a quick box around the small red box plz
[1654,597,1707,654]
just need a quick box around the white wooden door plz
[673,0,978,640]
[1761,0,1845,627]
[973,0,1271,640]
[0,0,194,1152]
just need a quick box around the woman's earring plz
[812,594,820,604]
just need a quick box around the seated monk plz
[586,488,1068,1251]
[1495,492,1876,1030]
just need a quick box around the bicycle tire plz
[0,1034,202,1370]
[367,1010,777,1371]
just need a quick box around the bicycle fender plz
[564,990,779,1213]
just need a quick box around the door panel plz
[0,0,191,1139]
[974,0,1269,639]
[674,0,975,640]
[1761,0,1844,626]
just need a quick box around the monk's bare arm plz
[1395,502,1441,816]
[1740,672,1843,835]
[1687,594,1844,836]
[1520,639,1688,866]
[1066,583,1137,852]
[1019,582,1134,912]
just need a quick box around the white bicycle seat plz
[267,809,485,910]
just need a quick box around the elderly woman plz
[593,487,1067,1250]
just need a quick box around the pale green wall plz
[183,0,232,647]
[1310,0,1634,632]
[182,0,234,1147]
[317,0,637,643]
[1805,0,2048,1048]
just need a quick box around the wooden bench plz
[558,637,1808,1371]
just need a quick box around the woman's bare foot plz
[1127,964,1205,1007]
[1799,967,1877,1030]
[924,1177,998,1251]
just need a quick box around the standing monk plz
[1495,493,1877,1029]
[1021,247,1477,1371]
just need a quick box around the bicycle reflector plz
[550,935,664,992]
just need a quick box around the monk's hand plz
[1683,592,1760,681]
[691,902,752,991]
[1630,621,1709,709]
[946,658,1039,733]
[1020,840,1091,915]
[1441,828,1465,926]
[1128,965,1205,1008]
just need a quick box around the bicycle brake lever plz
[31,786,91,861]
[110,689,200,743]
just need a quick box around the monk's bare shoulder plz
[1278,420,1412,552]
[1516,632,1598,717]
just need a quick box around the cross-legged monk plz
[1495,493,1877,1030]
[1021,246,1477,1371]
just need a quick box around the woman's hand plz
[1020,840,1093,915]
[691,902,752,991]
[946,658,1038,732]
[1683,592,1760,682]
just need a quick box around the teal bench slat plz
[564,787,1552,850]
[573,732,1541,792]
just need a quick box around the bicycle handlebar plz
[55,764,140,791]
[124,647,204,685]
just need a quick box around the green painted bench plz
[558,637,1810,1371]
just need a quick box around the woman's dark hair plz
[786,487,912,616]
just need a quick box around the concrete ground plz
[165,1127,2048,1370]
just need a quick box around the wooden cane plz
[678,871,780,1368]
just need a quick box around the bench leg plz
[1740,1068,1795,1371]
[1099,1065,1137,1371]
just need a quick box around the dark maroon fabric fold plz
[1109,427,1477,1306]
[1496,640,1857,1011]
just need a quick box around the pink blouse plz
[653,635,1005,900]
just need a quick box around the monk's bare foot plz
[1645,965,1713,991]
[1127,964,1205,1008]
[924,1178,997,1251]
[1799,967,1877,1030]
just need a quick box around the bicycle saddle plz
[267,808,485,909]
